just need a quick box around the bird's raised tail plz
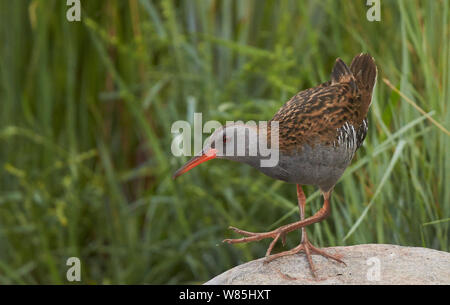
[350,53,377,114]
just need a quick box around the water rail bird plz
[173,53,377,279]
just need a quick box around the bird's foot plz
[223,226,287,256]
[264,237,346,280]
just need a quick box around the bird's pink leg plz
[264,185,345,279]
[223,188,332,245]
[223,186,345,279]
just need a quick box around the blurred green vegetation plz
[0,0,448,284]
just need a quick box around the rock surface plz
[205,244,450,285]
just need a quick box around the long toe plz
[264,240,346,280]
[224,226,284,245]
[308,242,346,266]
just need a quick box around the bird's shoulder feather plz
[270,79,363,151]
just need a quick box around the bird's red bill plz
[172,148,218,179]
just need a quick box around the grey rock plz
[205,244,450,285]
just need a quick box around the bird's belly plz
[258,144,355,191]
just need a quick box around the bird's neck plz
[221,124,280,169]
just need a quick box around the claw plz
[281,233,286,246]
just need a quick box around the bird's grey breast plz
[248,119,367,191]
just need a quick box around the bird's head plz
[172,123,261,179]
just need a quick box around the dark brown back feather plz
[270,55,376,153]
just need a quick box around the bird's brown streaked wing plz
[270,59,361,152]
